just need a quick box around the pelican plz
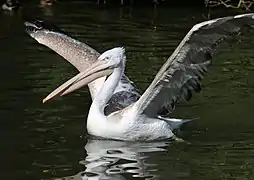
[25,13,254,141]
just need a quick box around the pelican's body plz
[25,13,254,141]
[88,98,173,141]
[85,48,174,140]
[88,112,173,141]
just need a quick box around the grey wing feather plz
[134,13,254,117]
[105,91,140,115]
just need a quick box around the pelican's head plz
[98,47,125,68]
[42,47,126,103]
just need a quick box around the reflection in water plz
[56,139,168,180]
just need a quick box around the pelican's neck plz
[88,77,106,100]
[92,63,124,113]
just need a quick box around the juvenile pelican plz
[26,13,254,141]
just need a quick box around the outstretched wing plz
[134,13,254,117]
[25,20,140,114]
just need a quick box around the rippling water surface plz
[1,1,254,180]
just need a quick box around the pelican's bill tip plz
[42,98,47,103]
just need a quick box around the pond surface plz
[1,1,254,180]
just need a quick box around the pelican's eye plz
[104,56,110,61]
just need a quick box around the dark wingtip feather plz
[24,19,67,35]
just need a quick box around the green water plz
[0,1,254,179]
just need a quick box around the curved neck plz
[91,63,124,113]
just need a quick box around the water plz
[1,1,254,180]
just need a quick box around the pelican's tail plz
[157,116,197,130]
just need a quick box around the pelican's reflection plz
[56,139,169,180]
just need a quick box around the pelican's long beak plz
[42,61,113,103]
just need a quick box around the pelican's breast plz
[86,108,130,140]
